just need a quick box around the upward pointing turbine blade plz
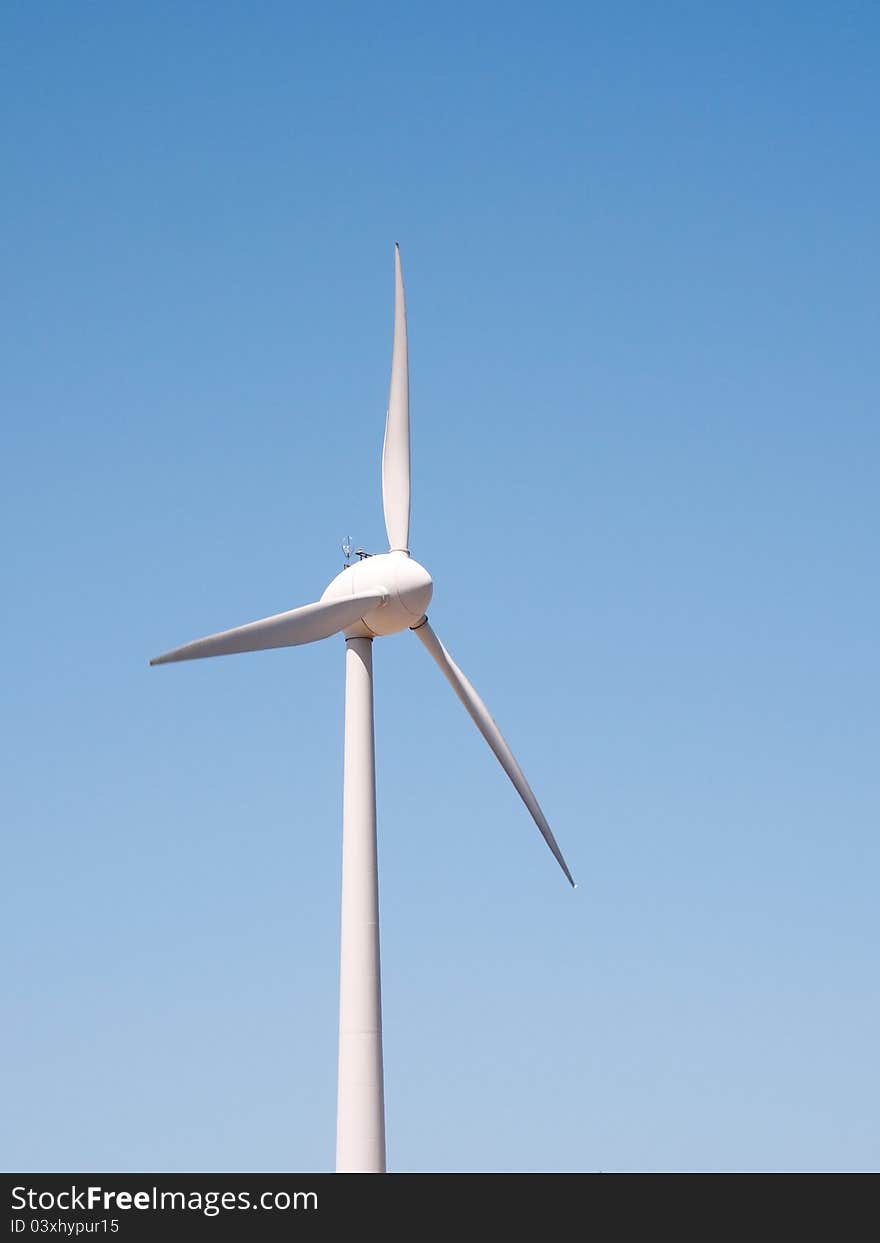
[412,619,575,887]
[381,244,411,553]
[150,589,387,665]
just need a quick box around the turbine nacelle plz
[321,551,433,637]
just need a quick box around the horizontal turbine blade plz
[151,589,387,666]
[381,243,411,553]
[412,619,575,887]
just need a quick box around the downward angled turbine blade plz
[412,619,575,887]
[381,243,410,553]
[150,590,387,666]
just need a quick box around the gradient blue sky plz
[3,2,878,1172]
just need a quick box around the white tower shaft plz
[336,636,386,1172]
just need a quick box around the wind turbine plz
[150,245,574,1173]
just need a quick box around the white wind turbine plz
[151,245,574,1173]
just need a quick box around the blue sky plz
[2,1,878,1172]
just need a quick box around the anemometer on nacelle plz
[341,537,374,569]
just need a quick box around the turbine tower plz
[151,245,574,1173]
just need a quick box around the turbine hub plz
[320,551,433,638]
